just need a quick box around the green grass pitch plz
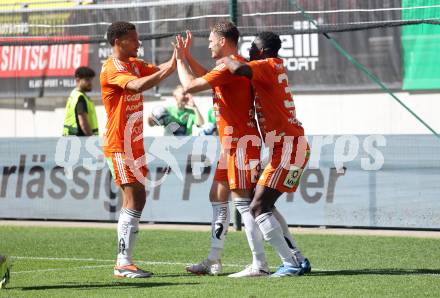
[0,225,439,297]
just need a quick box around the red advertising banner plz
[0,36,89,77]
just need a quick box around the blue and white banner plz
[0,135,439,229]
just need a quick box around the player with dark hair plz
[75,66,96,79]
[63,66,98,136]
[175,22,268,277]
[219,31,311,277]
[106,21,136,46]
[101,21,176,278]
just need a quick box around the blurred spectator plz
[199,107,218,135]
[148,85,204,136]
[63,67,99,136]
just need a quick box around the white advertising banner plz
[0,135,439,229]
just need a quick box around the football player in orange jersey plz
[175,23,270,277]
[100,21,176,278]
[218,31,311,277]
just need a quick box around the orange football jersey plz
[202,55,260,148]
[248,58,304,142]
[100,56,159,155]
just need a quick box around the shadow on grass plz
[20,281,199,291]
[156,272,232,278]
[310,268,440,276]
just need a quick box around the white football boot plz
[186,259,222,276]
[228,264,270,278]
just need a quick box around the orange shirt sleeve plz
[248,60,267,83]
[139,60,160,77]
[106,65,138,90]
[202,63,236,87]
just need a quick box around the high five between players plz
[175,22,267,277]
[100,19,309,279]
[175,27,311,277]
[217,31,311,277]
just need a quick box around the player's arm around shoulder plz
[217,56,253,79]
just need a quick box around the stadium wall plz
[1,135,439,229]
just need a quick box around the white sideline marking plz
[13,265,112,274]
[9,256,440,277]
[11,256,328,273]
[12,256,194,267]
[13,256,115,263]
[11,256,244,268]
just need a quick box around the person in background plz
[63,66,99,136]
[199,106,218,136]
[148,85,204,136]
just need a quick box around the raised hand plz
[170,48,177,70]
[183,30,192,57]
[175,34,186,60]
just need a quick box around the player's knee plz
[122,184,146,211]
[209,188,218,202]
[135,189,146,209]
[138,187,147,199]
